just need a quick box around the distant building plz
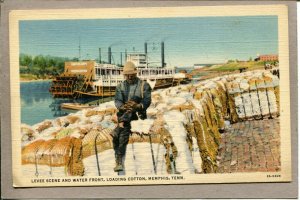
[255,54,278,62]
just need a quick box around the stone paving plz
[217,118,280,173]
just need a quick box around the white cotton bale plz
[177,91,193,100]
[39,126,61,139]
[167,97,187,107]
[234,95,246,118]
[249,82,257,91]
[70,131,81,139]
[191,100,204,117]
[264,80,275,88]
[89,115,104,124]
[241,93,254,117]
[155,103,169,112]
[257,90,270,116]
[229,86,242,94]
[192,137,202,173]
[147,107,158,117]
[249,91,262,116]
[131,119,154,133]
[196,87,204,92]
[163,112,195,174]
[239,80,250,92]
[204,81,217,89]
[271,75,280,86]
[100,120,116,129]
[216,80,226,91]
[169,87,180,96]
[256,80,266,89]
[267,89,278,113]
[163,110,187,124]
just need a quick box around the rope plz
[94,133,101,176]
[34,152,39,177]
[149,134,157,175]
[247,88,255,118]
[49,156,53,176]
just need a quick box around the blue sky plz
[19,16,278,67]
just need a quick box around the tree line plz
[19,54,79,78]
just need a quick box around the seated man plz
[112,61,152,172]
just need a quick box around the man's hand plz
[123,101,142,111]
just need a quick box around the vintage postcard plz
[10,5,291,187]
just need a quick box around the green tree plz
[19,54,32,67]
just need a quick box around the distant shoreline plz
[20,78,53,83]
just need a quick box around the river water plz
[20,81,112,125]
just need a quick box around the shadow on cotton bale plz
[201,91,221,144]
[209,86,226,131]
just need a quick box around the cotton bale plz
[81,128,113,158]
[35,139,58,165]
[21,125,37,144]
[22,139,45,164]
[66,115,81,124]
[35,120,53,133]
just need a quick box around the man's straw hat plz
[123,62,138,75]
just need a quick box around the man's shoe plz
[114,155,124,172]
[114,164,123,172]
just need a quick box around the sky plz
[19,16,278,67]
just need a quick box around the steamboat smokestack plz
[144,42,147,54]
[120,52,122,66]
[108,47,111,64]
[161,42,165,67]
[99,48,101,63]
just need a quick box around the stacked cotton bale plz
[187,90,222,173]
[226,71,279,121]
[22,139,46,165]
[81,127,114,158]
[21,136,84,176]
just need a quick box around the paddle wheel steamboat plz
[49,42,189,99]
